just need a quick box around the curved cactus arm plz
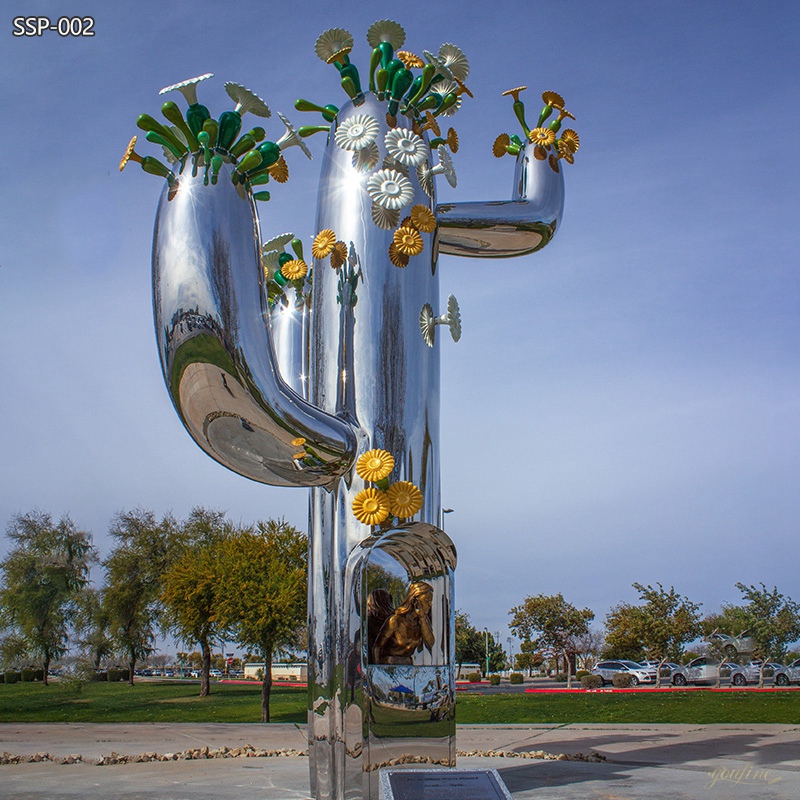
[435,139,565,258]
[152,160,358,488]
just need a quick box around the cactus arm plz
[152,160,358,488]
[435,140,565,258]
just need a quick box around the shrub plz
[575,670,589,680]
[90,670,108,682]
[489,674,501,685]
[0,672,4,684]
[466,672,481,683]
[612,672,634,688]
[4,671,21,684]
[554,673,568,682]
[581,674,603,689]
[107,668,130,683]
[509,672,524,684]
[21,668,44,682]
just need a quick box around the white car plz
[591,660,657,686]
[209,669,223,678]
[773,659,800,686]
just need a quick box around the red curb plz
[523,687,798,693]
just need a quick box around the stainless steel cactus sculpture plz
[123,19,578,800]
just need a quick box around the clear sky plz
[2,0,798,648]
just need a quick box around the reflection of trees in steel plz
[210,231,237,355]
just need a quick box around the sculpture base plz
[379,768,513,800]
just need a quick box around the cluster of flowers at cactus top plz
[493,87,580,173]
[351,449,423,528]
[119,72,310,201]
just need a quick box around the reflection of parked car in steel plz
[656,662,689,686]
[773,659,800,686]
[681,657,737,685]
[591,660,657,686]
[707,631,755,659]
[728,662,781,686]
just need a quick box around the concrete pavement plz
[0,723,798,798]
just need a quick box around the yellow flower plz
[291,437,306,447]
[281,259,308,280]
[529,127,556,147]
[293,451,308,459]
[541,90,565,110]
[330,240,347,270]
[446,127,459,153]
[388,242,409,268]
[559,129,580,153]
[533,145,547,161]
[268,156,289,183]
[548,154,560,173]
[393,225,424,256]
[492,133,510,158]
[386,481,423,519]
[410,204,436,233]
[326,46,353,66]
[352,488,390,526]
[501,86,527,102]
[119,136,140,171]
[422,111,441,137]
[356,449,395,481]
[312,229,337,259]
[397,50,424,69]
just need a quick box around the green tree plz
[103,509,181,685]
[216,519,307,721]
[735,582,800,687]
[509,593,594,688]
[514,640,544,676]
[73,588,113,670]
[604,603,646,662]
[0,512,96,684]
[161,508,237,697]
[633,583,701,687]
[455,610,484,672]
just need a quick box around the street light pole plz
[484,628,489,677]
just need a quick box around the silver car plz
[773,659,800,686]
[682,657,737,685]
[729,662,781,686]
[592,660,657,686]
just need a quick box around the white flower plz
[159,73,214,105]
[371,203,400,230]
[438,44,469,82]
[416,164,434,197]
[335,114,380,152]
[366,19,405,49]
[263,232,294,252]
[366,169,414,210]
[429,79,461,117]
[422,51,454,82]
[315,28,354,62]
[433,145,457,187]
[224,82,271,118]
[276,111,312,160]
[384,128,428,167]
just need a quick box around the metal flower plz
[388,243,410,268]
[533,145,548,161]
[366,19,405,49]
[352,488,391,526]
[386,481,423,519]
[334,114,380,152]
[541,90,565,110]
[371,203,400,230]
[276,112,313,159]
[224,83,271,117]
[119,136,140,171]
[422,51,454,83]
[438,44,469,82]
[312,229,337,259]
[159,73,213,105]
[559,129,580,153]
[268,156,289,183]
[410,204,436,233]
[548,154,560,173]
[421,112,441,137]
[384,128,428,167]
[529,127,556,147]
[415,164,434,198]
[446,128,459,153]
[432,145,457,187]
[291,437,306,447]
[501,86,527,102]
[393,225,424,256]
[353,142,380,173]
[429,79,461,116]
[315,28,354,63]
[356,448,395,481]
[262,249,281,277]
[492,133,510,158]
[382,154,409,177]
[263,232,295,252]
[330,241,347,269]
[281,259,308,280]
[366,169,414,210]
[396,50,424,69]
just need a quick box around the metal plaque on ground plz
[379,768,513,800]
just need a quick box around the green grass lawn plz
[1,682,799,724]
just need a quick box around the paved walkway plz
[0,723,798,798]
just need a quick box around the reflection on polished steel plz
[436,139,565,257]
[151,87,563,799]
[152,159,356,486]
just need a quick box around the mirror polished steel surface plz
[152,159,356,486]
[436,141,565,257]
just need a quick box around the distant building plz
[244,662,307,682]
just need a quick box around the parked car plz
[681,657,737,685]
[773,659,800,686]
[591,660,657,686]
[707,631,755,659]
[209,669,223,678]
[655,662,689,686]
[729,662,781,686]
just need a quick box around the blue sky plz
[2,0,799,648]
